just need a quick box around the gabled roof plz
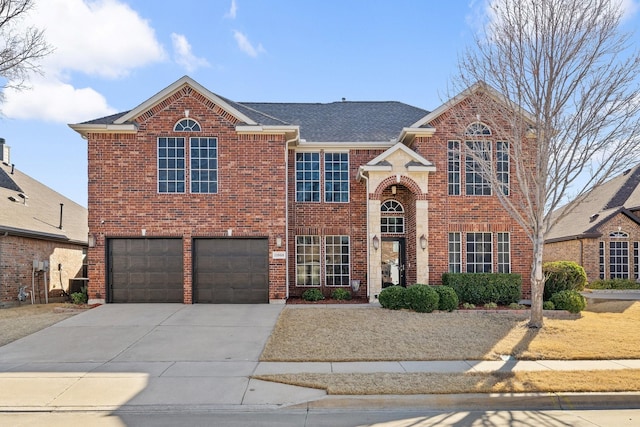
[70,76,430,143]
[546,165,640,242]
[411,81,536,128]
[0,161,87,244]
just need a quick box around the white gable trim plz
[114,76,257,125]
[364,142,435,170]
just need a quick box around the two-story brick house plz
[70,76,533,304]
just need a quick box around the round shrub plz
[405,284,439,313]
[543,300,555,310]
[378,286,408,310]
[550,290,586,313]
[302,288,324,302]
[543,261,587,300]
[432,285,458,312]
[331,288,352,300]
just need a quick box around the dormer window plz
[174,118,201,132]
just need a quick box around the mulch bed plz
[286,297,370,305]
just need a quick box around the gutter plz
[0,226,88,246]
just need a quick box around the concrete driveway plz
[0,304,325,411]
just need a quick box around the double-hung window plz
[325,235,350,286]
[448,232,462,273]
[190,137,218,193]
[466,232,493,273]
[295,152,320,202]
[496,142,509,196]
[465,141,492,196]
[296,236,321,286]
[324,152,349,202]
[448,141,460,195]
[158,137,186,193]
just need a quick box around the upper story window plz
[447,141,460,195]
[190,137,218,193]
[465,141,492,196]
[295,152,320,202]
[324,152,349,203]
[158,137,186,193]
[381,200,405,234]
[610,231,629,238]
[174,118,201,132]
[496,141,509,195]
[158,136,217,194]
[466,122,491,136]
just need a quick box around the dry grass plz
[255,370,640,395]
[261,301,640,361]
[0,303,77,347]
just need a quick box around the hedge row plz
[442,273,521,305]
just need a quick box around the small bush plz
[70,285,88,305]
[484,302,498,309]
[543,300,555,310]
[432,285,458,312]
[442,273,522,305]
[331,288,352,300]
[405,284,439,313]
[508,303,527,310]
[302,288,324,302]
[588,278,640,290]
[462,302,476,309]
[378,286,408,310]
[550,290,586,313]
[543,261,587,300]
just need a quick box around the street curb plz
[292,392,640,411]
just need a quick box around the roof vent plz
[623,168,632,176]
[17,193,28,205]
[589,213,599,223]
[8,196,16,202]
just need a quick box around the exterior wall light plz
[88,233,96,248]
[420,234,427,250]
[372,235,380,250]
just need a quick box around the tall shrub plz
[543,261,587,300]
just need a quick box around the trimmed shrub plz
[431,285,458,312]
[543,300,555,310]
[588,278,640,290]
[442,273,522,305]
[543,261,587,300]
[302,288,324,302]
[550,290,587,313]
[331,288,352,300]
[484,302,498,309]
[378,286,408,310]
[405,284,439,313]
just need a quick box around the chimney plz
[0,138,9,164]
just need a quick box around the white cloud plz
[233,30,265,57]
[171,33,210,72]
[2,78,117,123]
[31,0,166,79]
[3,0,166,122]
[225,0,238,19]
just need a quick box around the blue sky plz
[2,0,639,207]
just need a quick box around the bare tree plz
[454,0,640,328]
[0,0,51,102]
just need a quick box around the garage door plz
[193,238,269,303]
[108,238,183,303]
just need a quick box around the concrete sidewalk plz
[0,303,639,413]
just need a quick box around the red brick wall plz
[413,99,534,298]
[87,88,287,303]
[0,235,85,305]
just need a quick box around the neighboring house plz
[545,165,640,283]
[0,139,88,306]
[70,76,533,305]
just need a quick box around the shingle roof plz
[546,165,640,242]
[0,162,87,244]
[81,98,430,143]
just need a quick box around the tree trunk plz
[528,231,545,328]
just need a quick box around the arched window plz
[465,122,491,136]
[381,200,404,233]
[610,231,629,238]
[174,118,201,132]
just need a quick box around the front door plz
[381,238,405,287]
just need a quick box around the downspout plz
[284,135,298,300]
[358,170,371,299]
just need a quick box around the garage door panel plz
[108,238,183,303]
[193,238,268,304]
